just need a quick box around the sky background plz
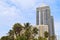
[0,0,60,40]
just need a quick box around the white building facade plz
[36,5,55,37]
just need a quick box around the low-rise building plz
[35,25,49,37]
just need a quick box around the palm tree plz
[24,23,31,29]
[33,27,38,37]
[13,23,23,36]
[24,23,39,40]
[8,30,14,40]
[8,30,14,37]
[24,23,32,40]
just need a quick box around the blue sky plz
[0,0,60,40]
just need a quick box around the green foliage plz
[33,27,38,36]
[24,23,30,28]
[13,23,23,36]
[50,35,55,40]
[44,31,49,38]
[1,36,10,40]
[38,37,47,40]
[8,30,14,36]
[33,38,38,40]
[0,22,50,40]
[16,35,26,40]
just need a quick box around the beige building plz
[35,25,48,37]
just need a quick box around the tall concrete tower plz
[36,5,50,25]
[36,5,55,36]
[50,16,55,35]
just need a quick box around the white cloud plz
[8,0,36,10]
[0,1,23,37]
[0,1,19,16]
[0,1,23,27]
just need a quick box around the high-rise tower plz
[50,16,55,35]
[36,5,50,25]
[36,5,55,36]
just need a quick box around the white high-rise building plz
[36,5,55,36]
